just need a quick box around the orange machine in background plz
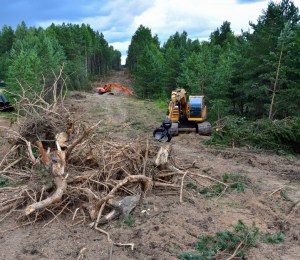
[95,83,135,96]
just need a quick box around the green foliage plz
[179,220,259,259]
[126,25,160,73]
[3,0,300,123]
[123,214,135,227]
[199,183,225,198]
[186,182,198,190]
[210,21,236,47]
[0,177,9,187]
[127,1,300,120]
[261,232,285,244]
[280,190,291,201]
[179,252,200,260]
[134,43,164,99]
[208,116,300,154]
[223,173,250,192]
[187,172,249,197]
[153,98,169,110]
[0,22,121,97]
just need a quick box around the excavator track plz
[170,122,179,136]
[197,121,212,135]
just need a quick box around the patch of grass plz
[125,117,149,131]
[261,232,285,244]
[123,214,135,227]
[199,183,225,197]
[280,190,291,201]
[130,121,146,131]
[179,252,200,260]
[186,173,250,198]
[276,149,288,156]
[0,111,16,121]
[252,184,260,193]
[88,106,107,114]
[179,220,259,259]
[186,182,197,190]
[223,173,250,192]
[153,99,169,110]
[0,177,9,187]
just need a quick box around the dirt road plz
[0,70,299,260]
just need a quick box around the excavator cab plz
[189,97,202,118]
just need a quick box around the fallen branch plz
[1,157,22,172]
[65,120,102,161]
[108,175,152,196]
[285,200,300,221]
[268,186,285,197]
[24,175,67,215]
[77,247,87,260]
[180,171,188,203]
[226,240,244,260]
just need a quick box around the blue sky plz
[1,0,300,64]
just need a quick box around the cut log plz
[155,144,171,169]
[24,143,67,216]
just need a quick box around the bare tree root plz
[24,176,67,215]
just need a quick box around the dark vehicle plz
[0,95,14,112]
[0,80,14,112]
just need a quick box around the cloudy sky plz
[1,0,300,64]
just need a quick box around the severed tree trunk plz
[24,142,67,216]
[155,144,171,170]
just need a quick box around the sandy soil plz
[0,70,299,260]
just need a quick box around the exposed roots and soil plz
[0,72,229,255]
[0,70,299,260]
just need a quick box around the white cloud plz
[110,41,131,65]
[33,0,300,63]
[133,0,269,43]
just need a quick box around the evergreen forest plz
[1,0,300,153]
[126,0,300,153]
[127,0,300,121]
[0,22,121,92]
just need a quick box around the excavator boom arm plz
[96,83,135,96]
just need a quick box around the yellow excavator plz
[153,88,212,142]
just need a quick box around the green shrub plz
[261,232,285,244]
[0,177,9,187]
[223,173,250,192]
[199,183,225,197]
[280,190,291,201]
[207,116,300,154]
[187,173,249,198]
[123,214,135,227]
[179,220,259,259]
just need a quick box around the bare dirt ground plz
[0,70,300,260]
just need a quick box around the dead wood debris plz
[0,71,228,249]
